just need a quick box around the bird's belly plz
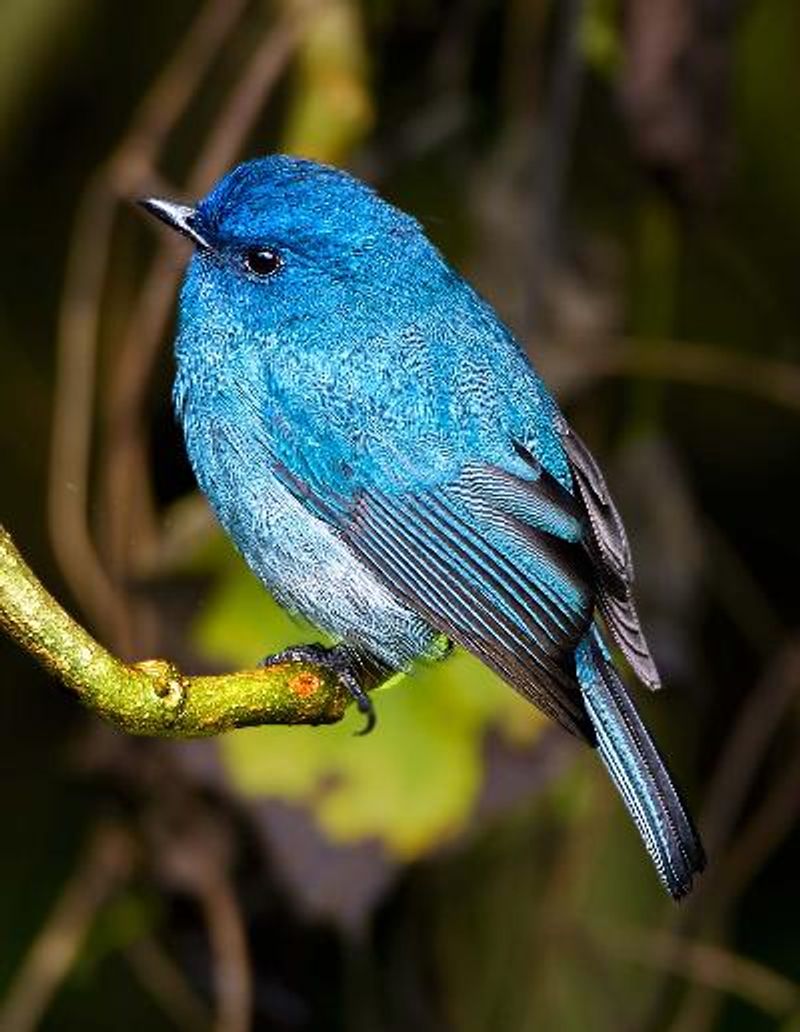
[186,423,438,667]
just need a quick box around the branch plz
[0,524,348,737]
[597,923,800,1019]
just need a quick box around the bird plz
[140,155,705,899]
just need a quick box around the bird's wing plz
[558,423,661,689]
[275,450,598,741]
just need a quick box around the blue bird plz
[140,155,705,898]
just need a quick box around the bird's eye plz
[243,248,282,278]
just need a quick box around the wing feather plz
[347,488,594,738]
[559,426,661,689]
[336,464,599,739]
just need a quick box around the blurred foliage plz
[222,662,536,858]
[282,0,373,162]
[195,540,538,857]
[2,0,800,1030]
[0,0,90,144]
[193,528,536,858]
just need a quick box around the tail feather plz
[576,634,706,899]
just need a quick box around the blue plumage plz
[141,155,705,897]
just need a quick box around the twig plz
[98,10,302,600]
[527,0,586,331]
[0,522,349,737]
[700,518,784,656]
[666,736,800,1031]
[48,177,128,648]
[700,639,800,860]
[640,640,800,1031]
[190,9,302,191]
[196,868,253,1032]
[146,802,254,1032]
[0,824,135,1032]
[125,937,213,1031]
[48,0,248,648]
[714,727,800,919]
[598,924,800,1019]
[545,335,800,413]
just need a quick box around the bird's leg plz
[260,642,388,734]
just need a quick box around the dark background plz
[2,1,800,1029]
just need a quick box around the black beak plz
[137,197,210,249]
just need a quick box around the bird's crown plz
[193,154,420,259]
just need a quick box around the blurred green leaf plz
[219,655,539,859]
[0,0,90,143]
[581,0,622,75]
[737,0,800,228]
[74,892,160,979]
[281,0,373,164]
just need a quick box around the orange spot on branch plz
[289,671,321,698]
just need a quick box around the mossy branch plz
[0,524,349,737]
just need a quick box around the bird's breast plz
[174,371,439,667]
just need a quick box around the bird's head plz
[140,156,452,354]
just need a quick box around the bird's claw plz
[260,643,377,734]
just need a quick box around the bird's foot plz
[260,643,378,735]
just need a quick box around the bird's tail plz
[576,633,706,899]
